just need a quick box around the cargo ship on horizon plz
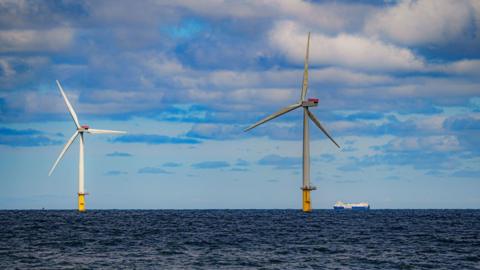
[334,201,370,210]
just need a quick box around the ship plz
[333,201,370,210]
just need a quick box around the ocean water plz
[0,210,479,269]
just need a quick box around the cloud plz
[341,150,460,172]
[330,115,445,138]
[270,20,425,71]
[0,1,89,29]
[112,134,201,144]
[258,154,301,170]
[310,67,394,86]
[442,116,480,153]
[345,112,384,121]
[444,116,480,131]
[0,28,74,52]
[0,56,52,90]
[172,68,392,95]
[191,161,230,169]
[0,1,478,158]
[186,124,245,140]
[440,60,480,78]
[169,0,376,34]
[347,134,472,172]
[138,167,173,174]
[184,110,476,148]
[106,151,132,157]
[0,1,477,129]
[379,136,462,153]
[0,127,61,147]
[364,0,479,46]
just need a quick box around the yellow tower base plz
[78,193,86,212]
[302,189,311,212]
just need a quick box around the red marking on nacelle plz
[81,125,89,129]
[308,98,319,103]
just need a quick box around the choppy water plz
[1,210,479,269]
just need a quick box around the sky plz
[1,0,479,209]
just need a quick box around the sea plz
[0,210,479,269]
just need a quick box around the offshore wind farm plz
[1,1,480,269]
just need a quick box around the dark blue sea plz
[1,210,479,269]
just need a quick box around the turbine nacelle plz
[302,98,319,107]
[79,125,90,131]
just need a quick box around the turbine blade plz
[87,128,126,135]
[244,103,301,132]
[300,32,310,101]
[48,131,79,176]
[56,80,81,128]
[306,109,340,148]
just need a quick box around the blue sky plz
[1,0,479,209]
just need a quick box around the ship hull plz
[333,206,370,211]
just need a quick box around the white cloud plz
[270,20,425,71]
[181,87,296,112]
[439,60,480,77]
[170,0,363,32]
[334,77,480,106]
[311,68,393,86]
[414,116,447,133]
[145,55,185,75]
[229,88,294,104]
[1,90,70,116]
[0,59,15,77]
[206,68,393,89]
[0,28,74,52]
[364,0,479,46]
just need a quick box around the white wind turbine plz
[49,80,126,212]
[244,33,340,212]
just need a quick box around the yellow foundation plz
[302,189,311,212]
[78,193,86,212]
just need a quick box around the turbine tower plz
[244,33,340,212]
[49,80,126,212]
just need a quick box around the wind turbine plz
[49,80,126,212]
[244,33,340,212]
